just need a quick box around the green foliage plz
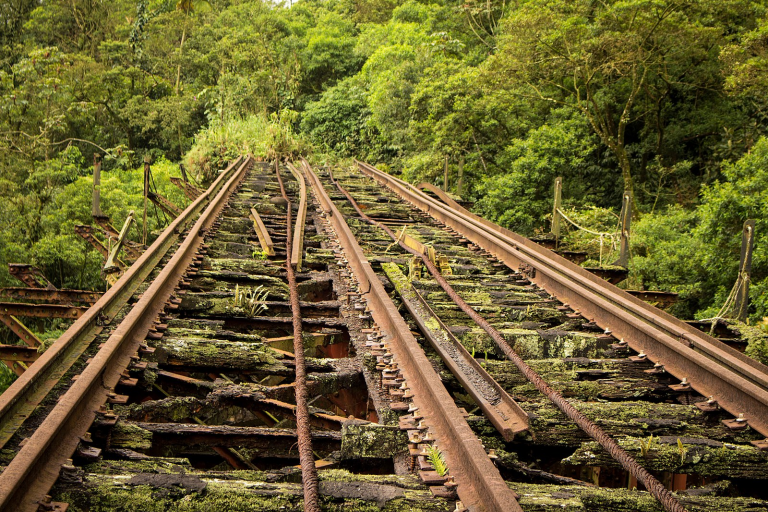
[639,435,656,458]
[301,76,374,157]
[423,445,448,477]
[231,284,269,317]
[0,154,187,290]
[0,363,16,394]
[474,113,605,234]
[628,206,709,319]
[186,112,308,182]
[2,0,768,350]
[627,138,768,321]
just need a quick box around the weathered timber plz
[204,258,287,278]
[119,422,342,457]
[339,420,407,459]
[465,400,761,446]
[450,326,606,359]
[187,275,289,297]
[563,436,768,478]
[449,358,669,401]
[154,338,280,371]
[511,482,768,512]
[52,469,449,512]
[178,293,340,319]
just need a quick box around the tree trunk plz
[174,23,187,95]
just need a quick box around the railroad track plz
[0,157,766,512]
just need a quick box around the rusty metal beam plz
[131,422,341,453]
[8,265,55,290]
[305,161,522,512]
[626,290,678,309]
[73,225,113,262]
[170,177,202,200]
[92,217,144,260]
[1,361,26,377]
[357,160,768,439]
[0,346,39,363]
[148,191,181,218]
[92,216,118,237]
[416,182,462,210]
[0,288,102,305]
[0,303,87,320]
[0,315,41,347]
[382,263,528,441]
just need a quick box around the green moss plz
[563,436,768,477]
[159,338,278,368]
[82,458,193,475]
[512,482,768,511]
[340,422,407,459]
[111,422,153,451]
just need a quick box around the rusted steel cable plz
[276,162,321,512]
[329,170,687,512]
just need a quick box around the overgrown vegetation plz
[1,0,767,343]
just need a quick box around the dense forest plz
[1,0,767,336]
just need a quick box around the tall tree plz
[487,0,735,203]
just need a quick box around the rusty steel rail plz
[0,156,252,512]
[286,161,307,271]
[383,263,529,441]
[0,155,245,451]
[357,160,768,438]
[415,182,464,210]
[304,161,522,512]
[333,168,686,512]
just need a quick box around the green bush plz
[186,112,309,183]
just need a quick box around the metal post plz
[457,155,465,196]
[551,177,562,238]
[733,220,755,322]
[143,155,151,246]
[614,192,632,267]
[444,155,449,193]
[92,153,104,218]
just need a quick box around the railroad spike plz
[694,396,720,412]
[722,414,750,431]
